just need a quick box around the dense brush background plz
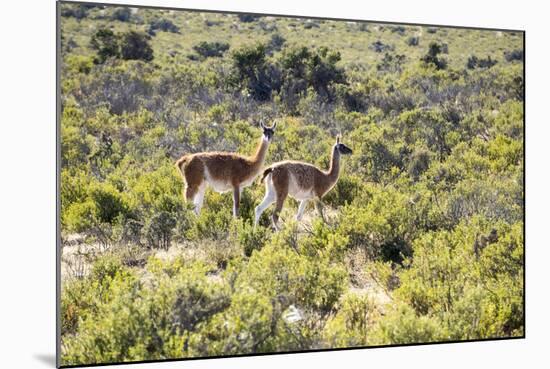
[59,3,524,366]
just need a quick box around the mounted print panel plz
[57,1,524,367]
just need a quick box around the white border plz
[1,1,547,368]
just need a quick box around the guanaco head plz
[260,120,277,142]
[334,135,353,155]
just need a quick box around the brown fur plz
[176,135,271,216]
[267,146,341,198]
[255,141,350,229]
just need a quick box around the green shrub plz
[377,53,406,73]
[143,211,177,249]
[467,55,498,69]
[186,292,276,356]
[323,175,364,207]
[192,41,230,59]
[279,46,346,106]
[504,49,523,62]
[236,240,348,313]
[407,36,419,46]
[421,42,447,70]
[90,254,125,283]
[238,14,259,22]
[61,168,92,212]
[236,221,270,257]
[60,126,94,168]
[111,7,131,22]
[61,278,91,335]
[88,182,130,224]
[91,29,154,64]
[188,199,234,241]
[120,31,154,62]
[90,29,120,64]
[298,220,349,262]
[61,4,90,19]
[127,162,183,215]
[267,33,286,53]
[407,148,431,180]
[323,292,374,347]
[336,186,414,263]
[369,40,393,53]
[65,54,94,74]
[62,180,131,238]
[148,18,179,34]
[61,255,131,337]
[350,122,404,182]
[63,200,98,233]
[394,219,523,339]
[61,258,231,365]
[370,303,447,345]
[229,43,273,101]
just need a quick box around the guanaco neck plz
[326,146,341,183]
[249,136,269,170]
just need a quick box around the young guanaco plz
[255,135,352,229]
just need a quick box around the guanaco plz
[176,122,276,217]
[255,135,352,229]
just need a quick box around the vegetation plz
[192,41,230,59]
[421,42,448,70]
[60,4,524,366]
[90,28,153,64]
[148,18,180,35]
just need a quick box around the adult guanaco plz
[176,122,276,217]
[255,135,352,229]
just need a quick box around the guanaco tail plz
[254,135,352,229]
[175,122,276,217]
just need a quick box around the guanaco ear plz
[271,121,277,130]
[259,120,266,130]
[336,135,341,144]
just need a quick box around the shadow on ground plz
[33,353,56,367]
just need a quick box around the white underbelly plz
[288,174,314,201]
[204,169,232,193]
[204,170,257,193]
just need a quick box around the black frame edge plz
[56,1,62,368]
